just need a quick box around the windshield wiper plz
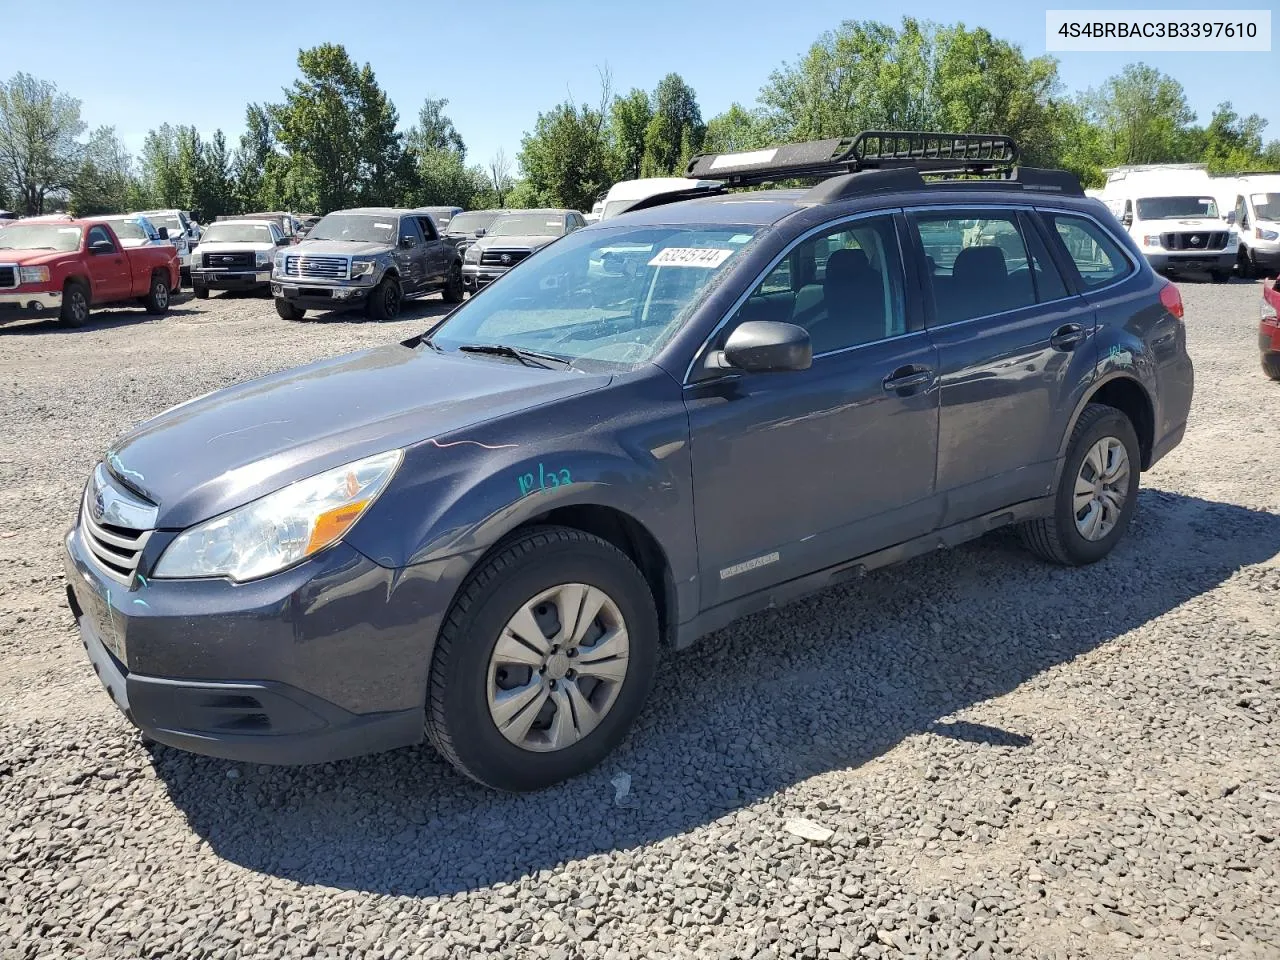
[457,343,571,369]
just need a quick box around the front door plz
[416,216,449,284]
[910,207,1097,525]
[686,213,940,608]
[393,216,426,291]
[84,225,131,303]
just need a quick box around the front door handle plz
[883,365,934,392]
[1050,323,1086,350]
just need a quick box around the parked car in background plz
[598,176,722,220]
[220,212,302,243]
[271,207,464,321]
[413,206,463,232]
[1262,276,1280,379]
[1218,173,1280,278]
[135,209,200,281]
[62,132,1193,790]
[442,209,501,259]
[296,215,322,239]
[189,219,289,298]
[584,200,604,224]
[0,218,179,326]
[1101,165,1237,281]
[462,209,584,290]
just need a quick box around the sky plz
[5,0,1277,169]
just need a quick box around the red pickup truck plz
[0,218,180,327]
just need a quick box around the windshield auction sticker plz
[648,247,735,268]
[1046,9,1270,50]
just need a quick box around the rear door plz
[84,225,132,303]
[909,206,1095,526]
[416,215,448,283]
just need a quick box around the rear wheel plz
[1263,353,1280,381]
[366,276,402,321]
[275,298,305,321]
[144,273,171,314]
[443,261,465,304]
[426,526,659,791]
[1019,403,1141,566]
[59,281,89,328]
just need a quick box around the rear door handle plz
[1050,323,1086,350]
[883,366,934,392]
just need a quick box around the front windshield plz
[1252,193,1280,221]
[101,219,147,241]
[142,213,183,234]
[202,222,275,244]
[0,223,82,251]
[601,200,634,220]
[429,224,760,370]
[1136,196,1219,220]
[489,214,567,237]
[308,214,397,243]
[447,211,498,235]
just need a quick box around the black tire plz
[144,273,171,314]
[275,298,305,321]
[193,284,210,300]
[59,281,89,328]
[366,276,402,321]
[1019,403,1141,566]
[1263,353,1280,381]
[1210,269,1231,284]
[426,525,659,792]
[442,261,465,304]
[1238,247,1256,280]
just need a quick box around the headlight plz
[1142,235,1163,248]
[350,259,375,278]
[256,250,271,267]
[1258,228,1279,241]
[465,245,481,263]
[19,266,50,284]
[153,450,402,582]
[1226,231,1239,248]
[274,252,287,272]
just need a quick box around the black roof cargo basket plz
[686,130,1018,184]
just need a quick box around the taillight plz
[1159,280,1184,320]
[1263,283,1278,322]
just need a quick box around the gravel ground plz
[1,281,1277,959]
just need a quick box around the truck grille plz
[284,255,349,280]
[480,249,532,267]
[0,265,16,289]
[79,487,152,585]
[1161,231,1228,251]
[203,251,255,270]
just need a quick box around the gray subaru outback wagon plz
[65,132,1193,791]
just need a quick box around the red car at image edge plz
[1263,277,1280,381]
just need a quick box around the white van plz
[1217,173,1280,278]
[1101,165,1238,282]
[597,177,722,221]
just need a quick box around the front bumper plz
[271,280,372,310]
[62,524,455,765]
[461,264,510,289]
[0,288,62,322]
[1144,251,1234,273]
[193,269,272,290]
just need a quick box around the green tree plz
[642,73,704,176]
[1082,63,1196,165]
[610,88,652,180]
[68,126,138,215]
[407,97,466,157]
[0,73,85,215]
[138,124,235,219]
[518,100,612,211]
[268,43,407,212]
[704,103,769,154]
[1201,102,1269,174]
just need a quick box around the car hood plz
[1158,219,1229,229]
[0,248,75,265]
[289,239,389,257]
[197,240,277,253]
[475,234,560,251]
[105,344,609,528]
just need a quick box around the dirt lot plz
[1,282,1277,959]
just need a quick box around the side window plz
[730,215,906,355]
[399,217,424,245]
[913,211,1040,325]
[270,225,283,244]
[1236,196,1249,228]
[87,225,116,252]
[415,216,438,241]
[1042,213,1133,290]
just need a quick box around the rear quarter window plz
[1043,213,1134,290]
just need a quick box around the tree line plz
[2,21,1277,220]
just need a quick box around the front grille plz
[480,249,532,267]
[1161,231,1228,251]
[79,487,152,585]
[202,251,255,270]
[0,265,16,289]
[284,255,349,280]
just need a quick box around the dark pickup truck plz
[271,207,465,321]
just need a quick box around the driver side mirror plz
[157,227,170,240]
[89,239,114,254]
[276,236,290,246]
[1121,212,1133,227]
[710,321,812,373]
[474,228,486,238]
[399,236,417,249]
[1225,211,1237,225]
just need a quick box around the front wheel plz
[144,273,171,314]
[193,284,209,300]
[275,298,305,321]
[366,276,402,321]
[59,281,90,328]
[442,261,465,304]
[1238,247,1256,280]
[426,526,659,792]
[1019,403,1141,566]
[1210,269,1231,284]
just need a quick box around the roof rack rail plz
[685,130,1018,184]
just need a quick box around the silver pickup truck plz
[271,208,465,321]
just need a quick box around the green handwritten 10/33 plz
[518,464,572,497]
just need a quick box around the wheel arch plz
[1062,373,1156,469]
